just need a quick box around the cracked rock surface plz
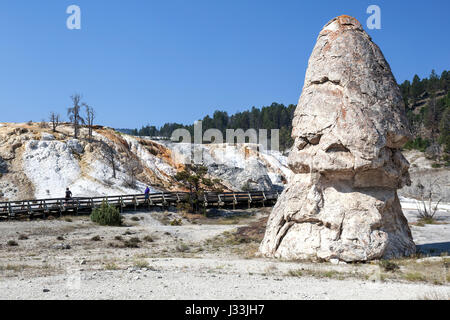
[260,15,416,262]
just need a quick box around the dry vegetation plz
[0,206,449,295]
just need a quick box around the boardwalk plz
[0,190,280,220]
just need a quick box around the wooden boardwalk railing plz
[0,190,280,220]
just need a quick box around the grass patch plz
[417,217,438,225]
[104,262,120,270]
[287,269,303,277]
[0,264,31,272]
[357,256,450,285]
[404,272,426,282]
[286,268,355,280]
[133,260,149,269]
[389,257,450,284]
[379,260,400,272]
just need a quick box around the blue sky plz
[1,0,449,128]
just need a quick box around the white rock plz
[41,133,55,141]
[260,15,415,262]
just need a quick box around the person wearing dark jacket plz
[65,187,73,206]
[65,188,72,199]
[144,186,150,202]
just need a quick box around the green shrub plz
[90,201,123,226]
[170,219,182,226]
[403,137,430,152]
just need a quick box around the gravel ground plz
[1,258,449,300]
[0,205,449,300]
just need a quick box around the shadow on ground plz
[416,242,450,256]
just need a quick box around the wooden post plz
[262,191,267,207]
[162,193,167,208]
[75,199,80,216]
[58,200,62,217]
[8,202,12,220]
[203,193,208,208]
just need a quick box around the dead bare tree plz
[414,178,443,221]
[123,158,142,188]
[49,112,61,132]
[67,94,85,139]
[83,103,95,142]
[101,142,117,179]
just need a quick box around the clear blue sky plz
[1,0,449,128]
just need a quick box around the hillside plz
[0,122,291,201]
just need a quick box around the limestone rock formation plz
[259,15,416,262]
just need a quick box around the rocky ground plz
[0,204,449,300]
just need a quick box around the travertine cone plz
[259,15,416,262]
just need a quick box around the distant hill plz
[400,70,450,165]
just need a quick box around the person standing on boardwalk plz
[65,187,73,206]
[65,187,72,200]
[144,186,150,203]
